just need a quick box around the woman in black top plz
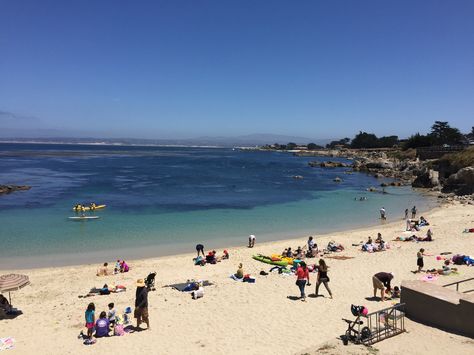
[315,259,333,299]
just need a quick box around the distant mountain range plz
[0,133,331,148]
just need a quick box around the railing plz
[443,277,474,293]
[361,303,406,345]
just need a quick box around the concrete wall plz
[401,280,474,338]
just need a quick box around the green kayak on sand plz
[252,254,289,267]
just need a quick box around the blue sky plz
[0,0,473,139]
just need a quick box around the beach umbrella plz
[0,274,30,305]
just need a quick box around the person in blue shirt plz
[95,311,110,337]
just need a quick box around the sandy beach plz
[1,202,474,354]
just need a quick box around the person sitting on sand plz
[205,251,216,264]
[377,239,386,251]
[367,236,373,245]
[282,248,288,257]
[295,246,304,259]
[232,263,244,280]
[372,272,394,302]
[95,311,110,337]
[0,294,12,312]
[222,250,229,260]
[428,260,458,275]
[391,286,400,298]
[120,260,129,273]
[193,255,205,266]
[307,236,318,256]
[419,216,429,226]
[375,233,382,243]
[327,241,344,252]
[97,263,110,276]
[286,248,293,258]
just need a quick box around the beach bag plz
[114,324,125,336]
[351,304,368,317]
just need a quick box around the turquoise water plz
[0,144,435,268]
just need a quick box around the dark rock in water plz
[0,185,31,195]
[309,161,350,168]
[442,167,474,195]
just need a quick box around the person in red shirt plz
[295,261,310,301]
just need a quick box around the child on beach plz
[416,249,425,273]
[84,303,95,339]
[107,303,116,330]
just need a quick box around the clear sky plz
[0,0,473,140]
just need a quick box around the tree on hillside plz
[326,137,350,149]
[378,135,399,148]
[350,132,379,149]
[307,143,322,150]
[428,121,464,145]
[402,133,433,150]
[286,142,297,150]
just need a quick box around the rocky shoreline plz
[300,148,474,204]
[0,185,31,195]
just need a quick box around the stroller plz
[144,272,157,291]
[341,305,371,345]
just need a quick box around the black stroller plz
[341,305,372,345]
[144,272,157,291]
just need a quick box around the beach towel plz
[0,338,14,351]
[165,280,213,291]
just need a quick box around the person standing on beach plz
[196,244,205,257]
[416,248,425,273]
[134,279,150,330]
[411,206,417,219]
[315,259,333,299]
[380,207,386,220]
[248,234,256,248]
[372,272,393,301]
[295,261,310,301]
[404,208,409,219]
[84,303,95,339]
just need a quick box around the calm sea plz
[0,143,435,268]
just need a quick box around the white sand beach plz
[1,202,474,354]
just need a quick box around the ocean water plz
[0,143,436,268]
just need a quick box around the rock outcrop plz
[442,167,474,195]
[308,161,350,168]
[412,168,440,188]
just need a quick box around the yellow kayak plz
[72,204,106,211]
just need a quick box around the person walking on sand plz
[315,259,333,299]
[134,279,150,330]
[416,248,426,273]
[404,208,409,220]
[380,207,386,220]
[248,234,256,248]
[295,261,310,301]
[411,206,417,219]
[372,272,393,301]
